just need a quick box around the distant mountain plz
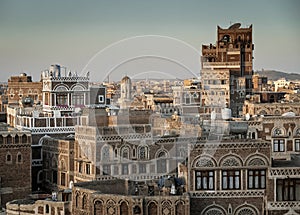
[256,70,300,81]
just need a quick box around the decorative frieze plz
[269,168,300,178]
[267,201,300,210]
[190,190,265,198]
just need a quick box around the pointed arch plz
[156,149,168,174]
[120,201,129,215]
[6,151,12,163]
[75,192,80,208]
[147,201,158,215]
[93,200,103,215]
[120,145,131,160]
[137,144,149,160]
[155,149,169,158]
[16,152,23,163]
[51,156,57,168]
[175,200,185,215]
[101,144,112,161]
[82,194,87,209]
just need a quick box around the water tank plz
[221,108,232,120]
[282,112,296,117]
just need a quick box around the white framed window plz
[248,169,266,189]
[195,170,214,190]
[98,95,104,103]
[295,139,300,152]
[273,139,285,152]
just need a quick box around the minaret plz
[120,75,132,109]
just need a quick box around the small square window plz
[98,95,104,103]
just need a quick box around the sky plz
[0,0,299,82]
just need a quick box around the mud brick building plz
[201,23,254,117]
[0,124,31,208]
[7,73,42,106]
[189,139,271,215]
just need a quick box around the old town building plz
[201,23,254,117]
[0,123,32,208]
[6,191,72,215]
[7,73,42,106]
[248,116,300,214]
[6,64,97,192]
[72,179,189,215]
[189,138,271,214]
[243,99,300,116]
[41,135,75,192]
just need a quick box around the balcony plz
[16,114,80,133]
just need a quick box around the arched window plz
[176,202,184,215]
[220,156,242,190]
[122,147,130,160]
[37,170,43,183]
[82,195,87,209]
[22,134,27,143]
[120,202,129,215]
[101,145,111,161]
[7,135,12,144]
[157,151,167,174]
[75,193,79,208]
[17,152,22,163]
[138,146,148,160]
[15,135,19,144]
[148,202,158,215]
[94,201,103,215]
[6,152,12,163]
[52,157,57,168]
[45,204,50,213]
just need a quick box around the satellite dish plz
[229,23,241,30]
[245,113,250,121]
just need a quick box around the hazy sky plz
[0,0,299,82]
